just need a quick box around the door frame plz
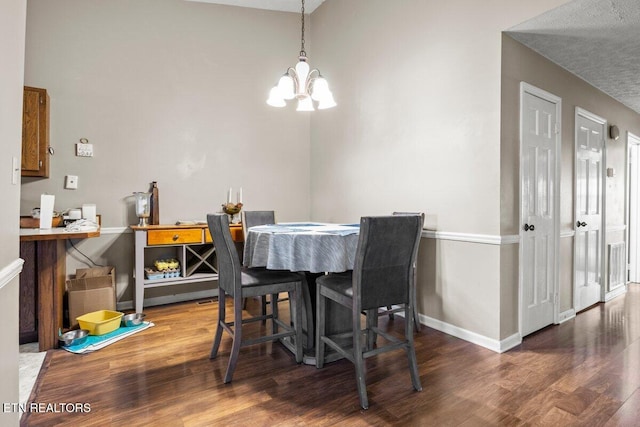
[573,107,607,309]
[626,132,640,282]
[518,82,561,336]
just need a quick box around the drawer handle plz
[172,234,179,241]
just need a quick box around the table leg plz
[37,240,66,351]
[299,272,351,365]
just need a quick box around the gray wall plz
[22,0,313,303]
[22,0,311,226]
[1,0,26,424]
[308,0,567,344]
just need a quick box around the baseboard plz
[418,313,520,353]
[604,284,627,302]
[117,289,219,311]
[558,309,576,323]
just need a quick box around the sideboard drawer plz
[147,229,202,245]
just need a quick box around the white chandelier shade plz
[266,0,336,111]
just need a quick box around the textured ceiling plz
[507,0,640,114]
[184,0,325,13]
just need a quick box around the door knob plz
[524,223,535,232]
[576,221,587,228]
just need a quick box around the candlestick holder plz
[222,202,243,224]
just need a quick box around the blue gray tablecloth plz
[243,223,360,273]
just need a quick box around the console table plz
[131,223,243,313]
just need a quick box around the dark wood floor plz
[22,284,640,426]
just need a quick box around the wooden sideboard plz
[131,223,243,313]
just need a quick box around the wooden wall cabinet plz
[22,86,50,178]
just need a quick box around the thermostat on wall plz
[76,138,94,157]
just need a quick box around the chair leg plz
[405,305,422,392]
[261,295,268,324]
[366,309,377,350]
[210,291,226,359]
[412,269,421,331]
[387,305,394,320]
[292,288,303,363]
[353,309,369,410]
[223,297,244,383]
[315,289,326,369]
[271,293,279,335]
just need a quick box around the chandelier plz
[266,0,336,111]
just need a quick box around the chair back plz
[353,215,423,310]
[241,210,276,240]
[207,213,241,296]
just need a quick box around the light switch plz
[65,175,78,189]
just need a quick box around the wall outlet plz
[65,175,78,190]
[76,143,93,157]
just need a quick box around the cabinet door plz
[22,86,50,177]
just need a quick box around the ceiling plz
[185,0,325,13]
[507,0,640,114]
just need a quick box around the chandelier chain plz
[300,0,305,56]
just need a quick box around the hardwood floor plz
[22,284,640,426]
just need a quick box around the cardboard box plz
[66,267,116,328]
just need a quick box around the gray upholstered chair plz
[378,211,424,331]
[241,210,277,316]
[207,213,304,383]
[315,215,423,409]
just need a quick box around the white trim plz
[421,230,519,245]
[557,309,576,323]
[627,132,640,283]
[561,230,575,238]
[100,226,130,235]
[117,288,218,311]
[103,225,522,246]
[519,82,562,336]
[604,284,627,302]
[419,313,521,353]
[0,258,25,291]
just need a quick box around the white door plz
[520,83,560,337]
[628,133,640,282]
[574,108,605,312]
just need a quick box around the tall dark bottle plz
[149,181,159,225]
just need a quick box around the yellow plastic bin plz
[76,310,124,335]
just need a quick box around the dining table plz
[243,222,360,364]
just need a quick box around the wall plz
[309,0,567,346]
[22,0,312,303]
[0,0,27,423]
[501,35,640,329]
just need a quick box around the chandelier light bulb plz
[318,91,337,109]
[266,86,286,107]
[311,77,329,101]
[296,96,314,112]
[277,74,295,100]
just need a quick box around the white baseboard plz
[558,309,576,323]
[604,284,627,302]
[117,289,219,311]
[418,313,521,353]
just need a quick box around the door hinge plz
[554,123,560,134]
